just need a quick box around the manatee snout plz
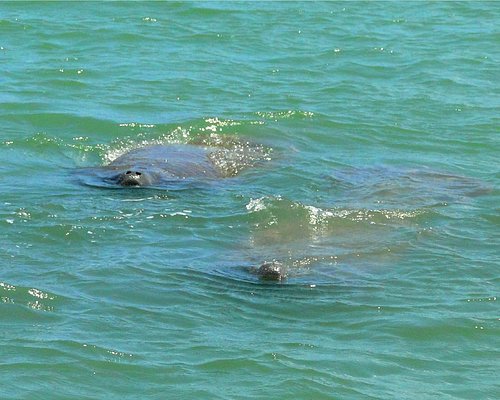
[115,170,153,187]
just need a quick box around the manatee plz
[252,261,287,281]
[77,144,230,188]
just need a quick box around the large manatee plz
[77,144,246,188]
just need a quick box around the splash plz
[255,110,314,120]
[1,282,56,312]
[246,196,424,227]
[99,118,273,177]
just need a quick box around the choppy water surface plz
[1,2,498,399]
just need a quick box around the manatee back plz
[109,144,222,179]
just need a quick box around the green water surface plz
[1,2,498,399]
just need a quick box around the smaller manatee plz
[76,144,224,188]
[76,141,272,189]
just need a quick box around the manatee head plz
[113,170,155,187]
[256,261,286,281]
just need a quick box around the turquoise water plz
[1,2,499,398]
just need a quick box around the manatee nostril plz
[136,172,142,176]
[126,170,132,175]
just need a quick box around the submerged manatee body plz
[77,143,489,283]
[78,144,228,188]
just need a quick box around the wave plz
[0,281,59,312]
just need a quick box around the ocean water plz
[1,2,499,399]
